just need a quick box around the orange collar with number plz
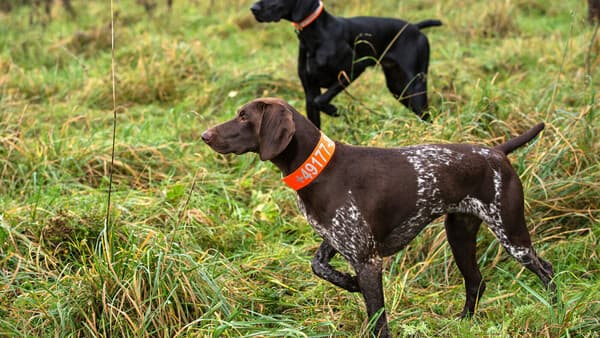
[292,0,324,31]
[282,132,336,191]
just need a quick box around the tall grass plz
[0,0,598,336]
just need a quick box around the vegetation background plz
[0,0,598,336]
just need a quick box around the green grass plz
[0,0,599,336]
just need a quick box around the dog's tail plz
[494,123,545,155]
[414,19,443,30]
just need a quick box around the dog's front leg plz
[315,53,369,111]
[311,241,360,292]
[313,83,344,117]
[299,45,323,128]
[313,42,360,117]
[303,83,323,128]
[355,258,390,338]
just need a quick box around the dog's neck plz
[270,113,323,178]
[291,0,324,31]
[281,131,335,190]
[289,0,334,36]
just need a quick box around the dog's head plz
[202,98,296,161]
[250,0,319,23]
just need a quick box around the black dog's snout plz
[201,130,214,144]
[250,3,261,15]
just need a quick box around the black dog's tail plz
[414,19,442,29]
[495,123,545,155]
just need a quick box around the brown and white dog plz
[202,98,555,337]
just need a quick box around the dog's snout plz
[201,130,214,144]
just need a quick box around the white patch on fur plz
[507,246,531,261]
[473,147,504,161]
[297,196,317,226]
[449,170,503,232]
[403,146,464,226]
[298,191,376,263]
[473,147,492,158]
[449,168,531,261]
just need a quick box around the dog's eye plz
[239,111,247,121]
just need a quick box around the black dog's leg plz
[305,91,322,128]
[355,258,389,338]
[314,83,344,117]
[314,62,368,117]
[445,213,485,318]
[311,241,360,292]
[313,44,364,118]
[299,45,324,128]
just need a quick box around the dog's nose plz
[250,3,261,14]
[201,130,214,144]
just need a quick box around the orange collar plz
[283,132,335,190]
[292,1,324,31]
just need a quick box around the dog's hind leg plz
[445,213,486,317]
[311,241,360,292]
[495,219,555,294]
[495,223,556,301]
[488,177,556,297]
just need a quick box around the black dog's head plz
[250,0,319,23]
[202,98,296,161]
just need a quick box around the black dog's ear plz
[258,101,295,161]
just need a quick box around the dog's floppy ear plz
[258,100,296,161]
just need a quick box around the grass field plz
[0,0,599,336]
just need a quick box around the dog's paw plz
[315,100,339,116]
[458,308,473,319]
[322,104,339,117]
[313,97,339,117]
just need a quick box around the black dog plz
[250,0,442,128]
[202,98,556,337]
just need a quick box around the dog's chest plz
[297,191,377,263]
[301,39,349,76]
[305,49,339,75]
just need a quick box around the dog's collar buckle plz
[282,131,335,190]
[292,0,324,31]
